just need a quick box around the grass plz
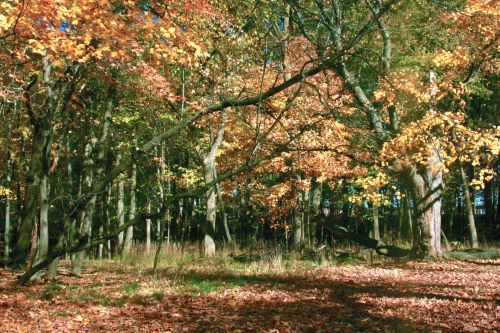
[114,241,383,275]
[3,241,498,333]
[122,282,141,294]
[41,282,64,300]
[178,272,247,294]
[28,242,398,306]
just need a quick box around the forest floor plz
[0,247,499,332]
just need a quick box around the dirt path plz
[1,260,499,332]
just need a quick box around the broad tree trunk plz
[203,159,217,256]
[12,56,69,267]
[31,174,49,280]
[404,155,443,259]
[200,112,226,256]
[12,120,49,266]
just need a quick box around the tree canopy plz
[0,0,498,284]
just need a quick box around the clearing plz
[1,254,499,332]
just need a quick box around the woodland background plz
[0,0,499,331]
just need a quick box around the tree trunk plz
[103,185,112,259]
[203,159,217,256]
[292,206,303,247]
[215,169,232,244]
[12,57,59,267]
[311,181,322,215]
[45,257,59,279]
[445,190,456,240]
[12,120,49,266]
[98,225,104,259]
[72,139,96,275]
[18,205,167,284]
[458,160,479,248]
[124,161,136,253]
[31,174,49,281]
[146,218,151,253]
[45,136,73,279]
[146,200,151,253]
[292,176,304,247]
[371,204,381,241]
[401,189,413,241]
[496,180,500,226]
[304,189,311,245]
[153,211,167,274]
[319,221,409,258]
[117,159,125,251]
[201,112,226,256]
[4,161,11,265]
[404,156,443,259]
[72,84,115,271]
[483,180,494,223]
[156,143,166,245]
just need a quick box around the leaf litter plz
[0,259,498,332]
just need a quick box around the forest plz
[0,0,499,332]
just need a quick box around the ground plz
[0,254,499,332]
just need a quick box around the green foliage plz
[179,273,247,295]
[41,282,64,301]
[122,282,141,294]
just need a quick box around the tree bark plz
[371,204,381,241]
[31,174,49,281]
[124,160,137,253]
[203,160,217,256]
[72,84,115,273]
[12,119,50,266]
[103,185,112,259]
[4,155,12,265]
[401,189,413,241]
[483,180,494,223]
[403,156,443,259]
[117,156,125,251]
[146,200,151,253]
[201,112,226,256]
[319,220,409,257]
[153,209,169,274]
[458,160,479,248]
[45,135,74,279]
[215,170,232,243]
[71,139,96,275]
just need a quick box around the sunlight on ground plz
[1,254,498,332]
